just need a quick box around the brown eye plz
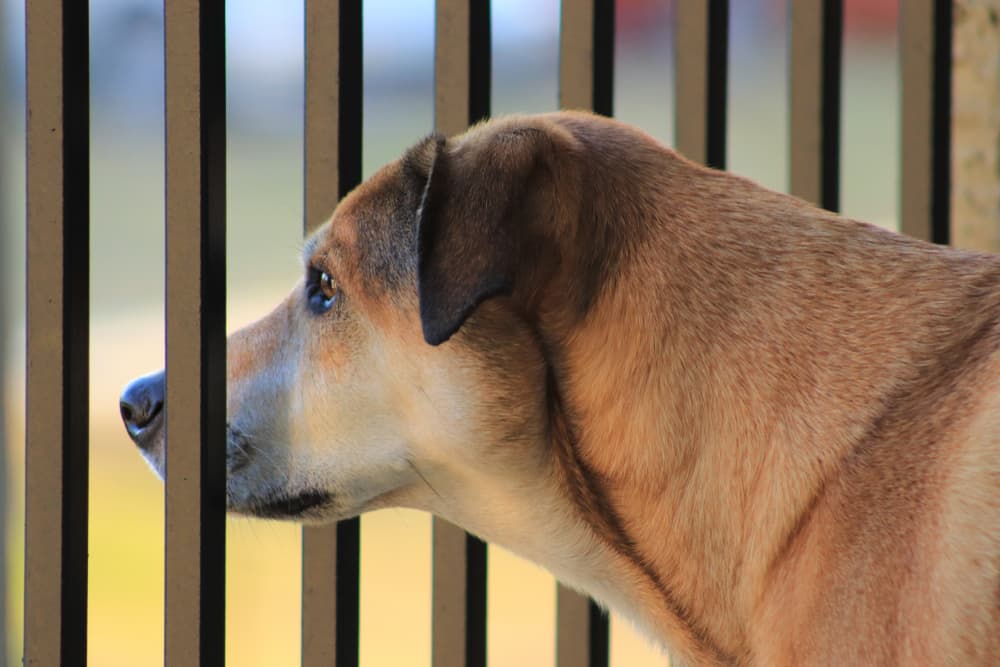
[319,271,337,300]
[306,267,339,314]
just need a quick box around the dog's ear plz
[409,128,552,346]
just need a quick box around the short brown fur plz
[123,112,1000,666]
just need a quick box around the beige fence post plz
[789,0,843,211]
[952,0,1000,252]
[301,2,363,666]
[557,2,613,666]
[901,0,953,244]
[23,1,90,664]
[163,1,227,664]
[675,0,729,169]
[431,2,491,665]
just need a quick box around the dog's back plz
[551,111,1000,664]
[753,349,1000,663]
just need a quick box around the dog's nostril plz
[120,396,161,430]
[120,397,152,429]
[120,370,165,432]
[120,401,134,424]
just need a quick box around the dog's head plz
[119,113,617,523]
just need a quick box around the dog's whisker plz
[227,427,295,488]
[407,459,440,499]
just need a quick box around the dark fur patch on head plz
[350,118,655,331]
[353,183,419,297]
[547,114,658,317]
[348,134,447,302]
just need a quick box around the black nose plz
[120,370,165,434]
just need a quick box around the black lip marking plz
[252,491,332,519]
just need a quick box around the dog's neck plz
[405,127,1000,666]
[527,162,942,663]
[418,148,982,664]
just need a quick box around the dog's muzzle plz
[120,370,330,520]
[120,370,165,452]
[119,370,246,476]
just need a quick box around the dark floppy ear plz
[412,128,549,346]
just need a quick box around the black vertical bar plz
[335,519,361,667]
[930,0,952,246]
[705,0,728,170]
[338,2,364,202]
[336,5,363,665]
[820,0,843,211]
[468,0,491,125]
[588,603,609,667]
[59,0,91,655]
[466,4,489,665]
[465,536,487,667]
[592,0,614,117]
[23,0,90,663]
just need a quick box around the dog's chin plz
[229,489,336,523]
[130,433,166,480]
[142,452,166,481]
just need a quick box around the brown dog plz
[121,111,1000,665]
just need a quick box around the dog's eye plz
[306,267,339,314]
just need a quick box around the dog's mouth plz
[246,490,333,520]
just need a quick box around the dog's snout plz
[120,371,165,443]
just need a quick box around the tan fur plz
[123,112,1000,665]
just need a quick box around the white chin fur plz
[140,449,165,481]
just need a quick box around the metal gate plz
[19,0,952,665]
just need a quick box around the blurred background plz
[1,0,902,664]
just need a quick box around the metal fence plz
[21,0,952,665]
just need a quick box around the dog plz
[121,111,1000,665]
